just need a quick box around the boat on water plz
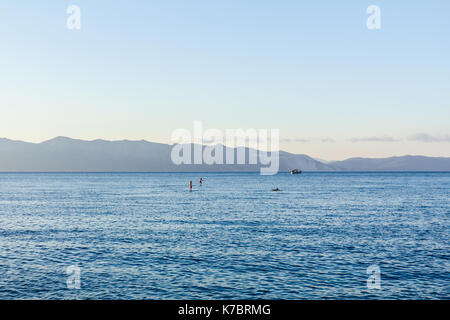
[290,169,302,174]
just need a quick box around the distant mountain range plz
[0,137,449,172]
[331,156,450,171]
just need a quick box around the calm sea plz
[0,172,448,299]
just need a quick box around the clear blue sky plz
[1,0,449,160]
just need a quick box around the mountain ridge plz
[0,137,449,172]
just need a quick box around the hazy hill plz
[331,155,450,171]
[0,137,335,172]
[0,137,449,172]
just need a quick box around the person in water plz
[199,178,203,186]
[189,181,193,191]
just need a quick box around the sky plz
[0,0,449,160]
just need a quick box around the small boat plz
[290,169,302,174]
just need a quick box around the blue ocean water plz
[0,172,448,300]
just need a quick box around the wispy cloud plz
[320,138,335,143]
[282,137,335,143]
[348,136,400,143]
[294,138,312,143]
[408,133,450,143]
[283,134,450,144]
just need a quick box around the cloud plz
[408,133,450,143]
[348,136,400,143]
[284,134,450,144]
[287,137,335,143]
[294,138,312,143]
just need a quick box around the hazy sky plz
[1,1,449,160]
